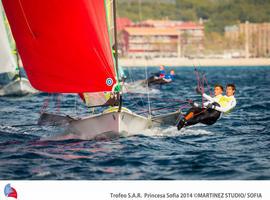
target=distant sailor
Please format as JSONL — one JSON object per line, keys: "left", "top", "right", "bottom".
{"left": 147, "top": 66, "right": 175, "bottom": 85}
{"left": 177, "top": 84, "right": 236, "bottom": 130}
{"left": 163, "top": 70, "right": 175, "bottom": 83}
{"left": 158, "top": 65, "right": 165, "bottom": 78}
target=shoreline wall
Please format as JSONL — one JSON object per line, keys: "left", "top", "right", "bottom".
{"left": 119, "top": 58, "right": 270, "bottom": 67}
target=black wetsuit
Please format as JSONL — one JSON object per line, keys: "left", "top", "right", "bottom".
{"left": 184, "top": 107, "right": 220, "bottom": 126}
{"left": 184, "top": 102, "right": 221, "bottom": 126}
{"left": 147, "top": 76, "right": 168, "bottom": 85}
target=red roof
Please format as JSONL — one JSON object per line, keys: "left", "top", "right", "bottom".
{"left": 117, "top": 18, "right": 133, "bottom": 31}
{"left": 124, "top": 27, "right": 179, "bottom": 36}
{"left": 137, "top": 20, "right": 204, "bottom": 30}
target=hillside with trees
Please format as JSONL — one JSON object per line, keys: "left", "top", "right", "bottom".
{"left": 117, "top": 0, "right": 270, "bottom": 33}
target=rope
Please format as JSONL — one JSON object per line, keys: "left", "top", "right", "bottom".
{"left": 194, "top": 66, "right": 202, "bottom": 107}
{"left": 56, "top": 94, "right": 61, "bottom": 114}
{"left": 144, "top": 65, "right": 151, "bottom": 117}
{"left": 194, "top": 65, "right": 207, "bottom": 109}
{"left": 74, "top": 94, "right": 77, "bottom": 116}
{"left": 40, "top": 94, "right": 50, "bottom": 114}
{"left": 137, "top": 102, "right": 190, "bottom": 115}
{"left": 126, "top": 68, "right": 147, "bottom": 108}
{"left": 203, "top": 73, "right": 213, "bottom": 97}
{"left": 124, "top": 92, "right": 190, "bottom": 104}
{"left": 137, "top": 0, "right": 152, "bottom": 118}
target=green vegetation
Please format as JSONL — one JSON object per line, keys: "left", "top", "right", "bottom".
{"left": 117, "top": 0, "right": 270, "bottom": 33}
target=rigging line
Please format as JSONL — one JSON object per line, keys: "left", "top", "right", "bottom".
{"left": 112, "top": 0, "right": 119, "bottom": 81}
{"left": 125, "top": 92, "right": 190, "bottom": 104}
{"left": 197, "top": 60, "right": 207, "bottom": 108}
{"left": 137, "top": 0, "right": 151, "bottom": 118}
{"left": 40, "top": 93, "right": 50, "bottom": 114}
{"left": 201, "top": 74, "right": 205, "bottom": 109}
{"left": 127, "top": 69, "right": 147, "bottom": 108}
{"left": 124, "top": 91, "right": 191, "bottom": 107}
{"left": 18, "top": 0, "right": 36, "bottom": 39}
{"left": 203, "top": 73, "right": 213, "bottom": 97}
{"left": 74, "top": 94, "right": 77, "bottom": 116}
{"left": 150, "top": 97, "right": 190, "bottom": 103}
{"left": 144, "top": 64, "right": 151, "bottom": 117}
{"left": 123, "top": 54, "right": 147, "bottom": 107}
{"left": 137, "top": 103, "right": 190, "bottom": 115}
{"left": 198, "top": 69, "right": 205, "bottom": 109}
{"left": 56, "top": 94, "right": 61, "bottom": 114}
{"left": 112, "top": 0, "right": 124, "bottom": 113}
{"left": 194, "top": 65, "right": 205, "bottom": 108}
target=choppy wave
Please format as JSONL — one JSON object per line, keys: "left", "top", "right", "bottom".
{"left": 0, "top": 66, "right": 270, "bottom": 180}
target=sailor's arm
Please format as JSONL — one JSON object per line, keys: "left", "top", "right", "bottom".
{"left": 202, "top": 93, "right": 215, "bottom": 103}
{"left": 203, "top": 101, "right": 211, "bottom": 107}
{"left": 163, "top": 77, "right": 172, "bottom": 83}
{"left": 214, "top": 99, "right": 236, "bottom": 113}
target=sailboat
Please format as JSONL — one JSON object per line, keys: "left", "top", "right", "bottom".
{"left": 0, "top": 3, "right": 36, "bottom": 96}
{"left": 2, "top": 0, "right": 179, "bottom": 139}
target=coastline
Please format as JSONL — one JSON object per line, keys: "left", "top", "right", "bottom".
{"left": 119, "top": 58, "right": 270, "bottom": 67}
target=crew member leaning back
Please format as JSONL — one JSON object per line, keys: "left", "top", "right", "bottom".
{"left": 177, "top": 84, "right": 236, "bottom": 130}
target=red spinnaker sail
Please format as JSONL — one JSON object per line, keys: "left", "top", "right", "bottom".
{"left": 2, "top": 0, "right": 116, "bottom": 93}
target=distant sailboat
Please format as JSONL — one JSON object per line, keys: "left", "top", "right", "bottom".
{"left": 2, "top": 0, "right": 179, "bottom": 139}
{"left": 0, "top": 3, "right": 36, "bottom": 96}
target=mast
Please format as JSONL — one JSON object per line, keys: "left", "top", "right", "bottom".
{"left": 112, "top": 0, "right": 122, "bottom": 112}
{"left": 15, "top": 47, "right": 22, "bottom": 80}
{"left": 112, "top": 0, "right": 119, "bottom": 80}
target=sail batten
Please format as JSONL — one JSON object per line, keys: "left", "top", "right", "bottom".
{"left": 2, "top": 0, "right": 117, "bottom": 93}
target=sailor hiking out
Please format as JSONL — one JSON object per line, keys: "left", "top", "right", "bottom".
{"left": 177, "top": 84, "right": 237, "bottom": 130}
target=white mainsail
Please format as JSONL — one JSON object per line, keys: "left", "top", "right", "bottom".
{"left": 0, "top": 3, "right": 16, "bottom": 74}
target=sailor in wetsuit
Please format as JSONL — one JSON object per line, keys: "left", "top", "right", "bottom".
{"left": 147, "top": 65, "right": 165, "bottom": 84}
{"left": 177, "top": 84, "right": 237, "bottom": 130}
{"left": 147, "top": 67, "right": 175, "bottom": 85}
{"left": 163, "top": 70, "right": 175, "bottom": 83}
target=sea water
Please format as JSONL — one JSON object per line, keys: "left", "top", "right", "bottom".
{"left": 0, "top": 66, "right": 269, "bottom": 179}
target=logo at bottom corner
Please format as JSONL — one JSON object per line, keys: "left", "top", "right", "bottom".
{"left": 4, "top": 184, "right": 17, "bottom": 199}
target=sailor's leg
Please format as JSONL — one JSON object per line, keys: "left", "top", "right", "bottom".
{"left": 177, "top": 107, "right": 203, "bottom": 130}
{"left": 185, "top": 111, "right": 209, "bottom": 126}
{"left": 201, "top": 109, "right": 221, "bottom": 125}
{"left": 185, "top": 107, "right": 202, "bottom": 118}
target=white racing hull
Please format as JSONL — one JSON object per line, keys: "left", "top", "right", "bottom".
{"left": 65, "top": 110, "right": 152, "bottom": 140}
{"left": 0, "top": 77, "right": 37, "bottom": 96}
{"left": 39, "top": 108, "right": 180, "bottom": 140}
